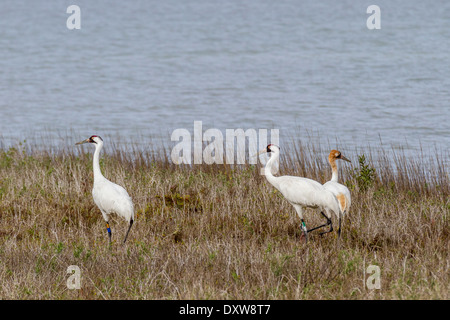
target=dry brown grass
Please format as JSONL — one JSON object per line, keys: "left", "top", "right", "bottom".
{"left": 0, "top": 138, "right": 448, "bottom": 299}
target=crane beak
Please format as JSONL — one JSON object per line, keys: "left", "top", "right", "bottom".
{"left": 255, "top": 149, "right": 267, "bottom": 157}
{"left": 341, "top": 155, "right": 351, "bottom": 163}
{"left": 75, "top": 138, "right": 90, "bottom": 145}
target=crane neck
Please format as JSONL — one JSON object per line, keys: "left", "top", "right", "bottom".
{"left": 264, "top": 151, "right": 281, "bottom": 190}
{"left": 93, "top": 142, "right": 106, "bottom": 182}
{"left": 329, "top": 157, "right": 338, "bottom": 182}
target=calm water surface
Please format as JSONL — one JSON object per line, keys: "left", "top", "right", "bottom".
{"left": 0, "top": 0, "right": 448, "bottom": 161}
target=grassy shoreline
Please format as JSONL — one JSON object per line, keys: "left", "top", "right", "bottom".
{"left": 0, "top": 140, "right": 448, "bottom": 299}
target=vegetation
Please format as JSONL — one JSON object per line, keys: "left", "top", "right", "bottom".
{"left": 0, "top": 138, "right": 448, "bottom": 299}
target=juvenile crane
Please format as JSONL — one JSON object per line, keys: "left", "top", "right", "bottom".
{"left": 258, "top": 144, "right": 341, "bottom": 242}
{"left": 76, "top": 135, "right": 134, "bottom": 244}
{"left": 323, "top": 150, "right": 351, "bottom": 235}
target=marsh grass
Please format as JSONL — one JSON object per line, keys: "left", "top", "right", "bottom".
{"left": 0, "top": 137, "right": 448, "bottom": 299}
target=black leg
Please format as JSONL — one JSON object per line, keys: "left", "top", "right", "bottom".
{"left": 338, "top": 215, "right": 342, "bottom": 238}
{"left": 319, "top": 217, "right": 333, "bottom": 236}
{"left": 306, "top": 212, "right": 330, "bottom": 233}
{"left": 307, "top": 223, "right": 328, "bottom": 233}
{"left": 123, "top": 219, "right": 134, "bottom": 244}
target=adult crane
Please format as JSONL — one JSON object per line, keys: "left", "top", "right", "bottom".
{"left": 258, "top": 144, "right": 341, "bottom": 242}
{"left": 76, "top": 135, "right": 134, "bottom": 244}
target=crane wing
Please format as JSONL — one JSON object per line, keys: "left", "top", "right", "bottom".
{"left": 93, "top": 180, "right": 134, "bottom": 222}
{"left": 277, "top": 176, "right": 328, "bottom": 209}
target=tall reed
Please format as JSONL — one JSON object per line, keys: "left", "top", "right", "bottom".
{"left": 0, "top": 135, "right": 447, "bottom": 299}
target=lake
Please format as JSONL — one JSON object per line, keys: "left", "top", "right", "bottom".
{"left": 0, "top": 0, "right": 448, "bottom": 163}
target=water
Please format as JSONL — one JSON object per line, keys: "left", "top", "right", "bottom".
{"left": 0, "top": 0, "right": 448, "bottom": 159}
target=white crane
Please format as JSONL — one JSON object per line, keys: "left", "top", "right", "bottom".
{"left": 76, "top": 135, "right": 134, "bottom": 244}
{"left": 258, "top": 144, "right": 342, "bottom": 242}
{"left": 323, "top": 150, "right": 351, "bottom": 234}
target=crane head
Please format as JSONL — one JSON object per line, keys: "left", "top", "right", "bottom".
{"left": 266, "top": 144, "right": 280, "bottom": 153}
{"left": 75, "top": 135, "right": 103, "bottom": 145}
{"left": 257, "top": 144, "right": 280, "bottom": 156}
{"left": 329, "top": 150, "right": 351, "bottom": 162}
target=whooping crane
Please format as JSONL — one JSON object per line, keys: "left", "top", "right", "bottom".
{"left": 76, "top": 135, "right": 134, "bottom": 244}
{"left": 258, "top": 144, "right": 341, "bottom": 242}
{"left": 323, "top": 150, "right": 351, "bottom": 235}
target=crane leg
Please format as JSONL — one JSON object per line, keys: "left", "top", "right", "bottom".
{"left": 338, "top": 215, "right": 342, "bottom": 238}
{"left": 123, "top": 219, "right": 134, "bottom": 244}
{"left": 106, "top": 222, "right": 112, "bottom": 243}
{"left": 319, "top": 215, "right": 333, "bottom": 236}
{"left": 307, "top": 212, "right": 331, "bottom": 233}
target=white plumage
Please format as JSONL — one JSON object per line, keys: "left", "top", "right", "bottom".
{"left": 258, "top": 144, "right": 342, "bottom": 242}
{"left": 323, "top": 150, "right": 352, "bottom": 216}
{"left": 76, "top": 135, "right": 134, "bottom": 244}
